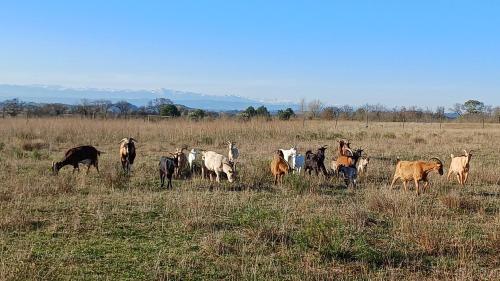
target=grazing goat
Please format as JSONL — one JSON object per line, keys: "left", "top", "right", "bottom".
{"left": 202, "top": 151, "right": 235, "bottom": 183}
{"left": 447, "top": 150, "right": 473, "bottom": 186}
{"left": 271, "top": 150, "right": 290, "bottom": 185}
{"left": 174, "top": 147, "right": 188, "bottom": 178}
{"left": 304, "top": 145, "right": 328, "bottom": 177}
{"left": 52, "top": 145, "right": 102, "bottom": 174}
{"left": 119, "top": 137, "right": 137, "bottom": 173}
{"left": 339, "top": 166, "right": 357, "bottom": 188}
{"left": 159, "top": 155, "right": 178, "bottom": 189}
{"left": 390, "top": 158, "right": 444, "bottom": 195}
{"left": 356, "top": 157, "right": 370, "bottom": 175}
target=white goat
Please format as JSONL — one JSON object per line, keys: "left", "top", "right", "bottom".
{"left": 447, "top": 150, "right": 473, "bottom": 186}
{"left": 356, "top": 157, "right": 370, "bottom": 175}
{"left": 188, "top": 148, "right": 202, "bottom": 172}
{"left": 280, "top": 146, "right": 297, "bottom": 165}
{"left": 281, "top": 146, "right": 305, "bottom": 173}
{"left": 201, "top": 151, "right": 235, "bottom": 183}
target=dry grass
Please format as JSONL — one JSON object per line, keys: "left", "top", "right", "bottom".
{"left": 0, "top": 117, "right": 499, "bottom": 280}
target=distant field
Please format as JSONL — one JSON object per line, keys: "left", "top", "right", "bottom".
{"left": 0, "top": 118, "right": 499, "bottom": 280}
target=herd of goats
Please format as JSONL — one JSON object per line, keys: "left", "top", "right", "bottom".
{"left": 51, "top": 138, "right": 473, "bottom": 195}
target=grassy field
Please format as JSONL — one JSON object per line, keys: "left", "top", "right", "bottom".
{"left": 0, "top": 118, "right": 499, "bottom": 280}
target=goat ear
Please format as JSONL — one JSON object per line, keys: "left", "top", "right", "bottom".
{"left": 130, "top": 138, "right": 138, "bottom": 143}
{"left": 463, "top": 149, "right": 468, "bottom": 155}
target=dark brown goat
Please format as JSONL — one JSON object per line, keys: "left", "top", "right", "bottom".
{"left": 304, "top": 145, "right": 328, "bottom": 177}
{"left": 52, "top": 145, "right": 102, "bottom": 174}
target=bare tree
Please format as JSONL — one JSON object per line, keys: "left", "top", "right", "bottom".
{"left": 308, "top": 99, "right": 323, "bottom": 118}
{"left": 450, "top": 103, "right": 463, "bottom": 117}
{"left": 115, "top": 100, "right": 133, "bottom": 117}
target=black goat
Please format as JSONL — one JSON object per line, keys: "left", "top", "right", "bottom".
{"left": 119, "top": 137, "right": 137, "bottom": 173}
{"left": 304, "top": 145, "right": 329, "bottom": 177}
{"left": 52, "top": 145, "right": 102, "bottom": 174}
{"left": 159, "top": 156, "right": 178, "bottom": 189}
{"left": 339, "top": 166, "right": 357, "bottom": 188}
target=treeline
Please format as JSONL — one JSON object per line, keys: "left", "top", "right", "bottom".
{"left": 1, "top": 97, "right": 499, "bottom": 123}
{"left": 0, "top": 98, "right": 216, "bottom": 121}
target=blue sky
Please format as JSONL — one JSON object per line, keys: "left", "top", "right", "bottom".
{"left": 0, "top": 0, "right": 499, "bottom": 107}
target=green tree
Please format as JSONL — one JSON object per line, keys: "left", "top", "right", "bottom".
{"left": 188, "top": 109, "right": 206, "bottom": 120}
{"left": 256, "top": 106, "right": 270, "bottom": 117}
{"left": 277, "top": 108, "right": 295, "bottom": 120}
{"left": 463, "top": 100, "right": 484, "bottom": 114}
{"left": 160, "top": 104, "right": 181, "bottom": 117}
{"left": 243, "top": 106, "right": 257, "bottom": 117}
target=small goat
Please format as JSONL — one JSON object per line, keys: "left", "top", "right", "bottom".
{"left": 304, "top": 145, "right": 328, "bottom": 177}
{"left": 227, "top": 141, "right": 239, "bottom": 163}
{"left": 339, "top": 166, "right": 357, "bottom": 188}
{"left": 390, "top": 158, "right": 444, "bottom": 195}
{"left": 159, "top": 155, "right": 178, "bottom": 189}
{"left": 119, "top": 137, "right": 137, "bottom": 173}
{"left": 271, "top": 150, "right": 290, "bottom": 185}
{"left": 52, "top": 145, "right": 102, "bottom": 174}
{"left": 174, "top": 147, "right": 188, "bottom": 178}
{"left": 292, "top": 154, "right": 305, "bottom": 174}
{"left": 356, "top": 157, "right": 370, "bottom": 175}
{"left": 447, "top": 150, "right": 473, "bottom": 186}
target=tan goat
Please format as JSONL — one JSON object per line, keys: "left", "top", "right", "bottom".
{"left": 447, "top": 150, "right": 473, "bottom": 186}
{"left": 271, "top": 150, "right": 290, "bottom": 185}
{"left": 390, "top": 158, "right": 444, "bottom": 195}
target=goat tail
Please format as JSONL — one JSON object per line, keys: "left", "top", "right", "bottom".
{"left": 97, "top": 150, "right": 105, "bottom": 155}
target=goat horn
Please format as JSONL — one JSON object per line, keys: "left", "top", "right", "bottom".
{"left": 463, "top": 149, "right": 468, "bottom": 155}
{"left": 430, "top": 157, "right": 443, "bottom": 164}
{"left": 130, "top": 138, "right": 138, "bottom": 143}
{"left": 118, "top": 138, "right": 128, "bottom": 144}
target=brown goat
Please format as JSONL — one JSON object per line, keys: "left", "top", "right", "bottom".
{"left": 390, "top": 158, "right": 444, "bottom": 195}
{"left": 335, "top": 148, "right": 363, "bottom": 173}
{"left": 271, "top": 150, "right": 290, "bottom": 185}
{"left": 337, "top": 139, "right": 351, "bottom": 156}
{"left": 447, "top": 150, "right": 473, "bottom": 186}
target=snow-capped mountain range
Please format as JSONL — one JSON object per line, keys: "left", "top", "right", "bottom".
{"left": 0, "top": 84, "right": 298, "bottom": 111}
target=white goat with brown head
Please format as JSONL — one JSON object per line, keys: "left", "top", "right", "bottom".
{"left": 447, "top": 150, "right": 473, "bottom": 186}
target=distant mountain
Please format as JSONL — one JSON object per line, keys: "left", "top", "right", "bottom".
{"left": 0, "top": 84, "right": 298, "bottom": 111}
